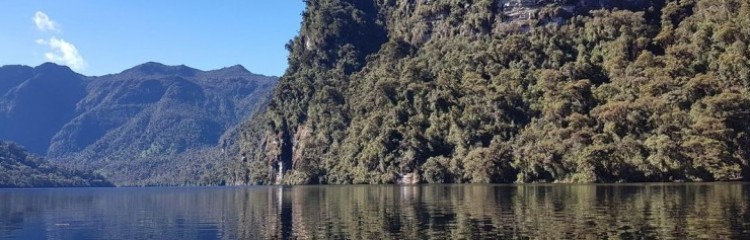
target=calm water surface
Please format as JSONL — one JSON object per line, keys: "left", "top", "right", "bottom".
{"left": 1, "top": 184, "right": 749, "bottom": 239}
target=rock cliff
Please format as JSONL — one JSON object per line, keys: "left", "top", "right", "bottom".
{"left": 235, "top": 0, "right": 750, "bottom": 185}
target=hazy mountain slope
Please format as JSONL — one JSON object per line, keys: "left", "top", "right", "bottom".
{"left": 0, "top": 63, "right": 87, "bottom": 154}
{"left": 0, "top": 62, "right": 277, "bottom": 186}
{"left": 234, "top": 0, "right": 750, "bottom": 185}
{"left": 0, "top": 141, "right": 111, "bottom": 187}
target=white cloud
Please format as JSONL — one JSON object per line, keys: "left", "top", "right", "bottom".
{"left": 32, "top": 11, "right": 86, "bottom": 71}
{"left": 33, "top": 11, "right": 60, "bottom": 32}
{"left": 36, "top": 37, "right": 87, "bottom": 71}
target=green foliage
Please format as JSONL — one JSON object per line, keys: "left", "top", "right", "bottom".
{"left": 236, "top": 0, "right": 750, "bottom": 184}
{"left": 0, "top": 141, "right": 112, "bottom": 187}
{"left": 0, "top": 62, "right": 277, "bottom": 186}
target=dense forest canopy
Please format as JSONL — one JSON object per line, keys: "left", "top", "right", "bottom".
{"left": 233, "top": 0, "right": 750, "bottom": 185}
{"left": 0, "top": 62, "right": 276, "bottom": 186}
{"left": 0, "top": 141, "right": 111, "bottom": 187}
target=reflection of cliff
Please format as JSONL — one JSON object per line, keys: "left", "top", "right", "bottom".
{"left": 250, "top": 184, "right": 750, "bottom": 239}
{"left": 290, "top": 187, "right": 312, "bottom": 239}
{"left": 1, "top": 185, "right": 749, "bottom": 239}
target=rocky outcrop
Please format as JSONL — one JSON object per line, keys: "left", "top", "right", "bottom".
{"left": 398, "top": 172, "right": 420, "bottom": 185}
{"left": 500, "top": 0, "right": 651, "bottom": 22}
{"left": 389, "top": 0, "right": 657, "bottom": 47}
{"left": 263, "top": 123, "right": 310, "bottom": 184}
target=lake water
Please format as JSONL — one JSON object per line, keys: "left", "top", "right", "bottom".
{"left": 1, "top": 184, "right": 749, "bottom": 239}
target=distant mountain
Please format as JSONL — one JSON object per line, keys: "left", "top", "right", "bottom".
{"left": 0, "top": 62, "right": 277, "bottom": 186}
{"left": 0, "top": 141, "right": 112, "bottom": 187}
{"left": 0, "top": 63, "right": 86, "bottom": 154}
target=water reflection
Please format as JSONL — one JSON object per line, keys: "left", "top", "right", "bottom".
{"left": 1, "top": 184, "right": 749, "bottom": 239}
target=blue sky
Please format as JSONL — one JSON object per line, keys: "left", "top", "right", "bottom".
{"left": 0, "top": 1, "right": 305, "bottom": 76}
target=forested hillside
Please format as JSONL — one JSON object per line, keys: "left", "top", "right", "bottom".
{"left": 0, "top": 62, "right": 276, "bottom": 186}
{"left": 0, "top": 141, "right": 111, "bottom": 187}
{"left": 234, "top": 0, "right": 750, "bottom": 184}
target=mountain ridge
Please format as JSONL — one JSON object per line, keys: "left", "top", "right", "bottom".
{"left": 0, "top": 62, "right": 277, "bottom": 186}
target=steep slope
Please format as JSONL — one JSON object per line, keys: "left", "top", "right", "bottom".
{"left": 0, "top": 63, "right": 86, "bottom": 154}
{"left": 0, "top": 62, "right": 277, "bottom": 186}
{"left": 235, "top": 0, "right": 750, "bottom": 184}
{"left": 0, "top": 141, "right": 111, "bottom": 187}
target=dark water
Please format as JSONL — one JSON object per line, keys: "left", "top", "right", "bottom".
{"left": 1, "top": 184, "right": 750, "bottom": 239}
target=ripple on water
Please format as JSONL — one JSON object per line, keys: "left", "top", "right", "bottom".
{"left": 0, "top": 184, "right": 749, "bottom": 239}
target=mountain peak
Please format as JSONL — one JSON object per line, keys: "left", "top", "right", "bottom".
{"left": 123, "top": 62, "right": 198, "bottom": 76}
{"left": 210, "top": 64, "right": 251, "bottom": 75}
{"left": 35, "top": 62, "right": 74, "bottom": 72}
{"left": 135, "top": 61, "right": 167, "bottom": 68}
{"left": 227, "top": 64, "right": 249, "bottom": 72}
{"left": 29, "top": 62, "right": 80, "bottom": 80}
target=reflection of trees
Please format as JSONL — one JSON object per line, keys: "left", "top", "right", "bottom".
{"left": 246, "top": 184, "right": 750, "bottom": 239}
{"left": 1, "top": 185, "right": 749, "bottom": 239}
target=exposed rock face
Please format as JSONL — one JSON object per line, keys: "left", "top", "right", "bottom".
{"left": 390, "top": 0, "right": 658, "bottom": 47}
{"left": 500, "top": 0, "right": 650, "bottom": 22}
{"left": 263, "top": 124, "right": 309, "bottom": 185}
{"left": 398, "top": 172, "right": 420, "bottom": 185}
{"left": 291, "top": 124, "right": 310, "bottom": 170}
